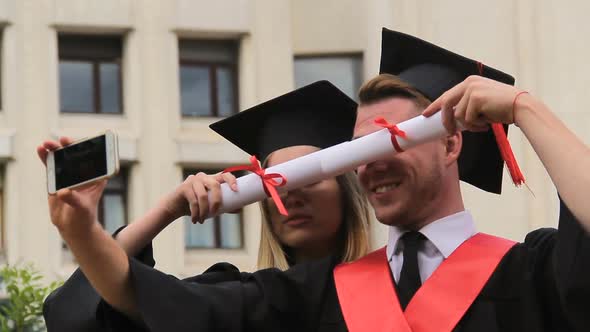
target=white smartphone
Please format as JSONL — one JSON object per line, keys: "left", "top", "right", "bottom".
{"left": 46, "top": 131, "right": 119, "bottom": 194}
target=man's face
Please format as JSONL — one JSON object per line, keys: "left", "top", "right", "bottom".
{"left": 354, "top": 97, "right": 447, "bottom": 228}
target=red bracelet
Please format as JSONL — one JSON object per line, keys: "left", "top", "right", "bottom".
{"left": 512, "top": 91, "right": 529, "bottom": 127}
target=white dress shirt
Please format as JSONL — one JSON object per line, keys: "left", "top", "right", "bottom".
{"left": 386, "top": 210, "right": 477, "bottom": 283}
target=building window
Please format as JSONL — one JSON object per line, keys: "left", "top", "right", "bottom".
{"left": 58, "top": 34, "right": 123, "bottom": 114}
{"left": 0, "top": 167, "right": 4, "bottom": 251}
{"left": 294, "top": 54, "right": 363, "bottom": 99}
{"left": 98, "top": 168, "right": 128, "bottom": 234}
{"left": 179, "top": 39, "right": 239, "bottom": 117}
{"left": 0, "top": 29, "right": 3, "bottom": 110}
{"left": 183, "top": 169, "right": 243, "bottom": 249}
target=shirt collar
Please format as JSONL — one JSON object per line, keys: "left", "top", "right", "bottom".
{"left": 386, "top": 210, "right": 477, "bottom": 260}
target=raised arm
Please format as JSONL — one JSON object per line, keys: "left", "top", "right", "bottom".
{"left": 37, "top": 138, "right": 238, "bottom": 322}
{"left": 40, "top": 136, "right": 238, "bottom": 257}
{"left": 423, "top": 75, "right": 590, "bottom": 232}
{"left": 115, "top": 169, "right": 238, "bottom": 256}
{"left": 513, "top": 93, "right": 590, "bottom": 230}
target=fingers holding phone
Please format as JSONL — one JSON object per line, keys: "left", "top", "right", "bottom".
{"left": 38, "top": 131, "right": 119, "bottom": 234}
{"left": 45, "top": 131, "right": 119, "bottom": 194}
{"left": 37, "top": 138, "right": 65, "bottom": 166}
{"left": 47, "top": 180, "right": 108, "bottom": 234}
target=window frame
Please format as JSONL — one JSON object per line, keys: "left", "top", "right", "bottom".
{"left": 178, "top": 39, "right": 239, "bottom": 118}
{"left": 58, "top": 34, "right": 124, "bottom": 114}
{"left": 0, "top": 166, "right": 4, "bottom": 252}
{"left": 182, "top": 168, "right": 245, "bottom": 249}
{"left": 0, "top": 28, "right": 3, "bottom": 111}
{"left": 294, "top": 52, "right": 363, "bottom": 63}
{"left": 293, "top": 52, "right": 363, "bottom": 99}
{"left": 97, "top": 167, "right": 129, "bottom": 230}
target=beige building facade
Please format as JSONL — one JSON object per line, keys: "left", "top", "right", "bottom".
{"left": 0, "top": 0, "right": 587, "bottom": 280}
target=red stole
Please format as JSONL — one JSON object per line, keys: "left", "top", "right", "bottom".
{"left": 333, "top": 233, "right": 516, "bottom": 332}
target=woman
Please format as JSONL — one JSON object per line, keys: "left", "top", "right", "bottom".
{"left": 41, "top": 81, "right": 371, "bottom": 331}
{"left": 257, "top": 152, "right": 369, "bottom": 270}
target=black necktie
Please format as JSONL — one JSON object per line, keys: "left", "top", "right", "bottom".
{"left": 397, "top": 231, "right": 425, "bottom": 310}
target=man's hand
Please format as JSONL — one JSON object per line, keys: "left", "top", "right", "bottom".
{"left": 422, "top": 75, "right": 522, "bottom": 133}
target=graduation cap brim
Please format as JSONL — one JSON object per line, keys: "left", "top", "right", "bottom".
{"left": 379, "top": 28, "right": 515, "bottom": 194}
{"left": 210, "top": 81, "right": 358, "bottom": 162}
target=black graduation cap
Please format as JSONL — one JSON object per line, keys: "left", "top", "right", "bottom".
{"left": 379, "top": 28, "right": 516, "bottom": 194}
{"left": 209, "top": 81, "right": 357, "bottom": 162}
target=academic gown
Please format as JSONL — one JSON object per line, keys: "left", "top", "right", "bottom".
{"left": 44, "top": 247, "right": 344, "bottom": 331}
{"left": 42, "top": 227, "right": 157, "bottom": 332}
{"left": 43, "top": 198, "right": 590, "bottom": 331}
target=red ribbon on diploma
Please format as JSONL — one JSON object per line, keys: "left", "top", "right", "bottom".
{"left": 224, "top": 155, "right": 289, "bottom": 215}
{"left": 374, "top": 117, "right": 407, "bottom": 153}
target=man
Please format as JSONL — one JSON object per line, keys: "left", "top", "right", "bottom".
{"left": 334, "top": 29, "right": 590, "bottom": 331}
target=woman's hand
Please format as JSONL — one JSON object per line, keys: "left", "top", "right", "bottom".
{"left": 161, "top": 171, "right": 239, "bottom": 224}
{"left": 37, "top": 137, "right": 106, "bottom": 236}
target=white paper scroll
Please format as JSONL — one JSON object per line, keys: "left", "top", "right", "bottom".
{"left": 210, "top": 112, "right": 449, "bottom": 217}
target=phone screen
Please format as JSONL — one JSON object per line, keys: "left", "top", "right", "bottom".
{"left": 54, "top": 135, "right": 107, "bottom": 190}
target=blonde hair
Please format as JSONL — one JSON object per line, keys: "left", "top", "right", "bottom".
{"left": 257, "top": 171, "right": 371, "bottom": 270}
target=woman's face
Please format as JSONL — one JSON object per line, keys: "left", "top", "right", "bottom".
{"left": 265, "top": 145, "right": 343, "bottom": 259}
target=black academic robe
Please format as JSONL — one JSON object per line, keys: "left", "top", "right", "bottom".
{"left": 44, "top": 198, "right": 590, "bottom": 331}
{"left": 42, "top": 228, "right": 156, "bottom": 332}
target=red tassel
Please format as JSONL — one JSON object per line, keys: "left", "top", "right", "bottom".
{"left": 477, "top": 62, "right": 525, "bottom": 187}
{"left": 491, "top": 123, "right": 525, "bottom": 186}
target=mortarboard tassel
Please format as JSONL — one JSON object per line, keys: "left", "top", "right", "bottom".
{"left": 491, "top": 123, "right": 525, "bottom": 186}
{"left": 477, "top": 62, "right": 525, "bottom": 186}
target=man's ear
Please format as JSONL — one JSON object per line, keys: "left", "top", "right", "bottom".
{"left": 444, "top": 131, "right": 462, "bottom": 165}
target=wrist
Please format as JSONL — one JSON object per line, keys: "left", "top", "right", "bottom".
{"left": 156, "top": 196, "right": 182, "bottom": 224}
{"left": 59, "top": 219, "right": 103, "bottom": 245}
{"left": 513, "top": 92, "right": 536, "bottom": 127}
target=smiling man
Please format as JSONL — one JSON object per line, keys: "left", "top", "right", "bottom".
{"left": 333, "top": 29, "right": 590, "bottom": 332}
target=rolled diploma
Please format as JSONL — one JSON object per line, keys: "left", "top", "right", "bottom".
{"left": 212, "top": 112, "right": 448, "bottom": 216}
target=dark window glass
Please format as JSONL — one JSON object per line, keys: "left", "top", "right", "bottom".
{"left": 180, "top": 65, "right": 211, "bottom": 116}
{"left": 0, "top": 167, "right": 4, "bottom": 250}
{"left": 99, "top": 63, "right": 121, "bottom": 114}
{"left": 179, "top": 39, "right": 238, "bottom": 117}
{"left": 294, "top": 55, "right": 363, "bottom": 100}
{"left": 0, "top": 29, "right": 3, "bottom": 110}
{"left": 98, "top": 168, "right": 128, "bottom": 234}
{"left": 59, "top": 61, "right": 94, "bottom": 113}
{"left": 59, "top": 34, "right": 123, "bottom": 114}
{"left": 216, "top": 67, "right": 236, "bottom": 117}
{"left": 182, "top": 169, "right": 243, "bottom": 249}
